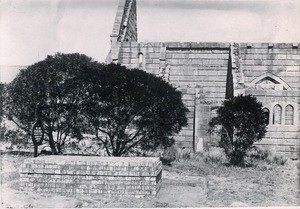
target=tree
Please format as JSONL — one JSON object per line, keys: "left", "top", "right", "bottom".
{"left": 0, "top": 83, "right": 6, "bottom": 142}
{"left": 209, "top": 95, "right": 268, "bottom": 166}
{"left": 81, "top": 63, "right": 188, "bottom": 156}
{"left": 5, "top": 53, "right": 102, "bottom": 154}
{"left": 0, "top": 83, "right": 5, "bottom": 124}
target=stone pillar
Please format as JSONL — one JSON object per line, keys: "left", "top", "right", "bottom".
{"left": 194, "top": 88, "right": 211, "bottom": 152}
{"left": 231, "top": 43, "right": 245, "bottom": 96}
{"left": 159, "top": 45, "right": 169, "bottom": 81}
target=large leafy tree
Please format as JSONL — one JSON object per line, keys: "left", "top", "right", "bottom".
{"left": 0, "top": 83, "right": 6, "bottom": 141}
{"left": 209, "top": 95, "right": 268, "bottom": 166}
{"left": 81, "top": 63, "right": 188, "bottom": 156}
{"left": 0, "top": 83, "right": 5, "bottom": 124}
{"left": 5, "top": 53, "right": 102, "bottom": 154}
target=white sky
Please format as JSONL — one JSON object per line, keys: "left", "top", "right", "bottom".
{"left": 1, "top": 0, "right": 300, "bottom": 82}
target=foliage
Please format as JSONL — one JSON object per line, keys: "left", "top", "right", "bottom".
{"left": 160, "top": 145, "right": 178, "bottom": 165}
{"left": 3, "top": 128, "right": 30, "bottom": 149}
{"left": 246, "top": 146, "right": 270, "bottom": 161}
{"left": 0, "top": 83, "right": 5, "bottom": 124}
{"left": 176, "top": 148, "right": 193, "bottom": 161}
{"left": 5, "top": 53, "right": 102, "bottom": 154}
{"left": 209, "top": 95, "right": 268, "bottom": 166}
{"left": 203, "top": 147, "right": 228, "bottom": 165}
{"left": 81, "top": 63, "right": 188, "bottom": 156}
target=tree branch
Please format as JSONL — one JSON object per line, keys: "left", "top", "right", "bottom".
{"left": 9, "top": 117, "right": 31, "bottom": 133}
{"left": 96, "top": 131, "right": 111, "bottom": 156}
{"left": 120, "top": 135, "right": 147, "bottom": 155}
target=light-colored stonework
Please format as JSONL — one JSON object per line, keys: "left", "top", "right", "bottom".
{"left": 19, "top": 156, "right": 162, "bottom": 197}
{"left": 106, "top": 0, "right": 300, "bottom": 158}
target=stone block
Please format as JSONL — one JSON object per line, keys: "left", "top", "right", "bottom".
{"left": 20, "top": 156, "right": 162, "bottom": 197}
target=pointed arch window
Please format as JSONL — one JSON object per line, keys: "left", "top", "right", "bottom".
{"left": 273, "top": 105, "right": 282, "bottom": 125}
{"left": 285, "top": 105, "right": 294, "bottom": 125}
{"left": 262, "top": 108, "right": 270, "bottom": 125}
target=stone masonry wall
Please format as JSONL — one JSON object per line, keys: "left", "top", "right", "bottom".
{"left": 240, "top": 43, "right": 300, "bottom": 91}
{"left": 19, "top": 156, "right": 162, "bottom": 197}
{"left": 245, "top": 90, "right": 300, "bottom": 158}
{"left": 115, "top": 41, "right": 300, "bottom": 155}
{"left": 239, "top": 43, "right": 300, "bottom": 157}
{"left": 117, "top": 42, "right": 230, "bottom": 149}
{"left": 107, "top": 0, "right": 300, "bottom": 155}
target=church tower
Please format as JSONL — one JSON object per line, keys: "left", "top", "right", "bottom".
{"left": 106, "top": 0, "right": 137, "bottom": 63}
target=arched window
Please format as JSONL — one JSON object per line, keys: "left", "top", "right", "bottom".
{"left": 285, "top": 105, "right": 294, "bottom": 125}
{"left": 273, "top": 105, "right": 282, "bottom": 125}
{"left": 262, "top": 108, "right": 270, "bottom": 125}
{"left": 138, "top": 52, "right": 143, "bottom": 64}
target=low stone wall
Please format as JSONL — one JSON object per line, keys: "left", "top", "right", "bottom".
{"left": 19, "top": 156, "right": 162, "bottom": 197}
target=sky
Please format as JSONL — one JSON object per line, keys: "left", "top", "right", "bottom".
{"left": 1, "top": 0, "right": 300, "bottom": 83}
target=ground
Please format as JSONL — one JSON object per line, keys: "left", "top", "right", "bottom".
{"left": 1, "top": 153, "right": 299, "bottom": 208}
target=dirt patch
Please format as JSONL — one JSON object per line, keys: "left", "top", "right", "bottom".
{"left": 156, "top": 171, "right": 207, "bottom": 207}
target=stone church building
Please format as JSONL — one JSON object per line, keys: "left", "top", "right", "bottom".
{"left": 106, "top": 0, "right": 300, "bottom": 157}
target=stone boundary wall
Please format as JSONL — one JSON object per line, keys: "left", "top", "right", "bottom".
{"left": 19, "top": 156, "right": 162, "bottom": 197}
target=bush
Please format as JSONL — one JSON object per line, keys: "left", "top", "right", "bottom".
{"left": 245, "top": 146, "right": 289, "bottom": 166}
{"left": 0, "top": 120, "right": 31, "bottom": 150}
{"left": 266, "top": 152, "right": 289, "bottom": 166}
{"left": 160, "top": 145, "right": 178, "bottom": 165}
{"left": 246, "top": 146, "right": 270, "bottom": 160}
{"left": 209, "top": 95, "right": 268, "bottom": 166}
{"left": 176, "top": 148, "right": 193, "bottom": 161}
{"left": 203, "top": 147, "right": 228, "bottom": 164}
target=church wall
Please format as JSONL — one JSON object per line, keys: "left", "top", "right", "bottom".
{"left": 240, "top": 43, "right": 300, "bottom": 91}
{"left": 117, "top": 41, "right": 231, "bottom": 149}
{"left": 108, "top": 0, "right": 300, "bottom": 156}
{"left": 116, "top": 41, "right": 300, "bottom": 156}
{"left": 245, "top": 90, "right": 300, "bottom": 158}
{"left": 240, "top": 43, "right": 300, "bottom": 158}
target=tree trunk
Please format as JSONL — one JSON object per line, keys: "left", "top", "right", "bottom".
{"left": 34, "top": 145, "right": 38, "bottom": 157}
{"left": 48, "top": 132, "right": 58, "bottom": 155}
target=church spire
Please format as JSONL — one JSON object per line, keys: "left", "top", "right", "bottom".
{"left": 110, "top": 0, "right": 137, "bottom": 46}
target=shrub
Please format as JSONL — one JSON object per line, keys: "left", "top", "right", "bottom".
{"left": 0, "top": 120, "right": 31, "bottom": 150}
{"left": 176, "top": 148, "right": 193, "bottom": 161}
{"left": 246, "top": 146, "right": 270, "bottom": 160}
{"left": 209, "top": 95, "right": 268, "bottom": 166}
{"left": 266, "top": 152, "right": 289, "bottom": 166}
{"left": 203, "top": 147, "right": 228, "bottom": 164}
{"left": 160, "top": 145, "right": 178, "bottom": 165}
{"left": 245, "top": 146, "right": 289, "bottom": 166}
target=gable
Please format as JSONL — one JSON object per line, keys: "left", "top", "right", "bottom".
{"left": 250, "top": 73, "right": 292, "bottom": 91}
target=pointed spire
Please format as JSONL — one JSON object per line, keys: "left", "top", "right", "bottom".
{"left": 110, "top": 0, "right": 137, "bottom": 46}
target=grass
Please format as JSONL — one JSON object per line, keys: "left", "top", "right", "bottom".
{"left": 164, "top": 148, "right": 300, "bottom": 207}
{"left": 1, "top": 149, "right": 299, "bottom": 207}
